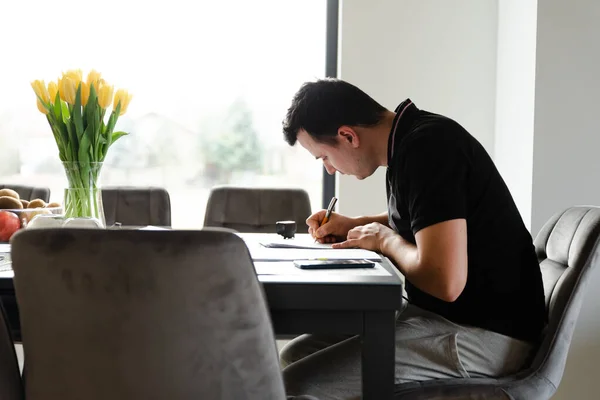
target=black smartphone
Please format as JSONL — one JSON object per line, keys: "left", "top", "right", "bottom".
{"left": 293, "top": 259, "right": 375, "bottom": 270}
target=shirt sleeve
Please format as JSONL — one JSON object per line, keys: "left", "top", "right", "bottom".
{"left": 401, "top": 132, "right": 469, "bottom": 235}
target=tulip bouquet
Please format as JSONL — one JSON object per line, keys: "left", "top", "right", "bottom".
{"left": 31, "top": 69, "right": 133, "bottom": 225}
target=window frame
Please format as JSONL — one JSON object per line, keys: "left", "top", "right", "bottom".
{"left": 322, "top": 0, "right": 338, "bottom": 209}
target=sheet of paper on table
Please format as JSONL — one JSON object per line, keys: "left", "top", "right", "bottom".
{"left": 254, "top": 261, "right": 391, "bottom": 276}
{"left": 248, "top": 247, "right": 381, "bottom": 261}
{"left": 137, "top": 226, "right": 170, "bottom": 231}
{"left": 0, "top": 244, "right": 11, "bottom": 272}
{"left": 259, "top": 235, "right": 333, "bottom": 249}
{"left": 0, "top": 258, "right": 11, "bottom": 272}
{"left": 239, "top": 233, "right": 381, "bottom": 261}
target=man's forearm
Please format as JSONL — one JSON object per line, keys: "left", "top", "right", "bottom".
{"left": 354, "top": 212, "right": 389, "bottom": 227}
{"left": 380, "top": 234, "right": 452, "bottom": 302}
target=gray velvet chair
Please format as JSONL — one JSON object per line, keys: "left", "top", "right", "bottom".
{"left": 0, "top": 300, "right": 23, "bottom": 399}
{"left": 393, "top": 206, "right": 600, "bottom": 400}
{"left": 10, "top": 228, "right": 287, "bottom": 400}
{"left": 101, "top": 186, "right": 171, "bottom": 227}
{"left": 204, "top": 186, "right": 312, "bottom": 233}
{"left": 0, "top": 184, "right": 50, "bottom": 202}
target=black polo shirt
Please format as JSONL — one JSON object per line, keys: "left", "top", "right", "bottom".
{"left": 386, "top": 99, "right": 546, "bottom": 343}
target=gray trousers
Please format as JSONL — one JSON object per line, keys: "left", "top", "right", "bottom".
{"left": 281, "top": 305, "right": 534, "bottom": 400}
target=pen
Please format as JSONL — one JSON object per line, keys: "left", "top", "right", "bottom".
{"left": 319, "top": 196, "right": 338, "bottom": 228}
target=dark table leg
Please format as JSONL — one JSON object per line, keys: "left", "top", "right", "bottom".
{"left": 0, "top": 295, "right": 21, "bottom": 342}
{"left": 362, "top": 310, "right": 396, "bottom": 400}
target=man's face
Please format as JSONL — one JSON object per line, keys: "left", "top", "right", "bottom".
{"left": 296, "top": 129, "right": 373, "bottom": 180}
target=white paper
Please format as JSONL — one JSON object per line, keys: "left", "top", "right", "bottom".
{"left": 254, "top": 261, "right": 391, "bottom": 276}
{"left": 0, "top": 243, "right": 11, "bottom": 272}
{"left": 259, "top": 236, "right": 333, "bottom": 250}
{"left": 248, "top": 247, "right": 381, "bottom": 261}
{"left": 0, "top": 270, "right": 13, "bottom": 278}
{"left": 0, "top": 253, "right": 10, "bottom": 271}
{"left": 239, "top": 233, "right": 381, "bottom": 261}
{"left": 137, "top": 226, "right": 170, "bottom": 231}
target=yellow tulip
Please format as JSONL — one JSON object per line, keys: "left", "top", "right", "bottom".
{"left": 36, "top": 98, "right": 48, "bottom": 114}
{"left": 97, "top": 81, "right": 114, "bottom": 109}
{"left": 63, "top": 69, "right": 83, "bottom": 87}
{"left": 86, "top": 69, "right": 102, "bottom": 91}
{"left": 80, "top": 82, "right": 90, "bottom": 106}
{"left": 113, "top": 89, "right": 133, "bottom": 115}
{"left": 58, "top": 76, "right": 77, "bottom": 104}
{"left": 47, "top": 81, "right": 58, "bottom": 103}
{"left": 31, "top": 80, "right": 50, "bottom": 103}
{"left": 98, "top": 78, "right": 109, "bottom": 93}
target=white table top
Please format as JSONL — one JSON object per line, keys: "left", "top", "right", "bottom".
{"left": 0, "top": 233, "right": 392, "bottom": 278}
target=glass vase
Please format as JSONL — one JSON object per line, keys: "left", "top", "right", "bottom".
{"left": 62, "top": 161, "right": 106, "bottom": 227}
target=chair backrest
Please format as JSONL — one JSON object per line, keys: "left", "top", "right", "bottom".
{"left": 509, "top": 206, "right": 600, "bottom": 398}
{"left": 101, "top": 186, "right": 171, "bottom": 227}
{"left": 0, "top": 301, "right": 23, "bottom": 400}
{"left": 0, "top": 185, "right": 50, "bottom": 202}
{"left": 204, "top": 186, "right": 312, "bottom": 233}
{"left": 11, "top": 228, "right": 285, "bottom": 400}
{"left": 392, "top": 207, "right": 600, "bottom": 400}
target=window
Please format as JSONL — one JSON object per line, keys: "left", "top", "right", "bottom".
{"left": 0, "top": 0, "right": 328, "bottom": 228}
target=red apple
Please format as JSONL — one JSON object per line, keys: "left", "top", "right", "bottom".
{"left": 0, "top": 211, "right": 21, "bottom": 242}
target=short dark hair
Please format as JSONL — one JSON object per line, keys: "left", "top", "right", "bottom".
{"left": 282, "top": 78, "right": 388, "bottom": 146}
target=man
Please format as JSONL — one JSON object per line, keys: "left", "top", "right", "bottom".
{"left": 280, "top": 78, "right": 546, "bottom": 400}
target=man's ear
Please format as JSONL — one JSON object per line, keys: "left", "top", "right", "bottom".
{"left": 337, "top": 126, "right": 360, "bottom": 148}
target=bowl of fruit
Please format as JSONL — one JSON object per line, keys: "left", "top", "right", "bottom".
{"left": 0, "top": 188, "right": 63, "bottom": 243}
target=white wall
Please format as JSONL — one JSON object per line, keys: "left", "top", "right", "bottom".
{"left": 337, "top": 1, "right": 600, "bottom": 398}
{"left": 337, "top": 0, "right": 499, "bottom": 216}
{"left": 530, "top": 1, "right": 600, "bottom": 398}
{"left": 494, "top": 0, "right": 537, "bottom": 230}
{"left": 531, "top": 0, "right": 600, "bottom": 234}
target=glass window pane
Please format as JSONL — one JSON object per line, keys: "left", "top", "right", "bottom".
{"left": 0, "top": 0, "right": 325, "bottom": 228}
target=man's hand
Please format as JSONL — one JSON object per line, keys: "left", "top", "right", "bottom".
{"left": 334, "top": 219, "right": 468, "bottom": 302}
{"left": 332, "top": 222, "right": 398, "bottom": 252}
{"left": 306, "top": 210, "right": 361, "bottom": 243}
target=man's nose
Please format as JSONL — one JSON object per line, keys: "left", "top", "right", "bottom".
{"left": 323, "top": 161, "right": 336, "bottom": 175}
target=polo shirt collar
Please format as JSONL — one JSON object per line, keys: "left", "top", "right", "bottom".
{"left": 387, "top": 99, "right": 418, "bottom": 164}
